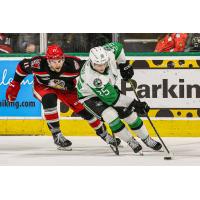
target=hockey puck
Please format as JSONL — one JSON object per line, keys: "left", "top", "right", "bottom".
{"left": 164, "top": 156, "right": 172, "bottom": 160}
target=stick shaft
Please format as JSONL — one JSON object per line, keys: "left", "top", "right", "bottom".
{"left": 129, "top": 80, "right": 171, "bottom": 154}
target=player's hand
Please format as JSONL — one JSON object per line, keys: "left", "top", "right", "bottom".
{"left": 119, "top": 61, "right": 134, "bottom": 82}
{"left": 6, "top": 80, "right": 21, "bottom": 102}
{"left": 132, "top": 99, "right": 150, "bottom": 115}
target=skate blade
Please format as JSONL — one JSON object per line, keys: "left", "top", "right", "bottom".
{"left": 139, "top": 150, "right": 144, "bottom": 156}
{"left": 57, "top": 146, "right": 72, "bottom": 151}
{"left": 142, "top": 149, "right": 164, "bottom": 153}
{"left": 110, "top": 145, "right": 119, "bottom": 155}
{"left": 132, "top": 149, "right": 143, "bottom": 156}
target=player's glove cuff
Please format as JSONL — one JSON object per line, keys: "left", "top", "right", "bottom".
{"left": 119, "top": 61, "right": 134, "bottom": 82}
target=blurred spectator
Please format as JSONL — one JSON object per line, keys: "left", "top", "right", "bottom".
{"left": 14, "top": 33, "right": 39, "bottom": 53}
{"left": 47, "top": 33, "right": 65, "bottom": 47}
{"left": 185, "top": 33, "right": 200, "bottom": 52}
{"left": 88, "top": 33, "right": 112, "bottom": 48}
{"left": 25, "top": 43, "right": 36, "bottom": 53}
{"left": 48, "top": 33, "right": 112, "bottom": 52}
{"left": 48, "top": 33, "right": 88, "bottom": 52}
{"left": 155, "top": 33, "right": 188, "bottom": 52}
{"left": 0, "top": 33, "right": 13, "bottom": 53}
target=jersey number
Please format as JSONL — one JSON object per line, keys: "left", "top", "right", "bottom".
{"left": 96, "top": 88, "right": 110, "bottom": 96}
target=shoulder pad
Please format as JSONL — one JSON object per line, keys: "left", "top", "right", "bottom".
{"left": 63, "top": 57, "right": 81, "bottom": 72}
{"left": 31, "top": 56, "right": 43, "bottom": 69}
{"left": 19, "top": 58, "right": 31, "bottom": 69}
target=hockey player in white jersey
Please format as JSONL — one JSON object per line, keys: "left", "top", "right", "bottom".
{"left": 77, "top": 42, "right": 162, "bottom": 153}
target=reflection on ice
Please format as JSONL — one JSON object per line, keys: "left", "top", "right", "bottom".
{"left": 0, "top": 136, "right": 200, "bottom": 166}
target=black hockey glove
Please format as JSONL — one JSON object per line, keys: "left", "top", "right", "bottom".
{"left": 131, "top": 99, "right": 150, "bottom": 115}
{"left": 119, "top": 61, "right": 134, "bottom": 82}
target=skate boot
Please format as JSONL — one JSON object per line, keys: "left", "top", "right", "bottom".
{"left": 103, "top": 133, "right": 121, "bottom": 155}
{"left": 142, "top": 135, "right": 162, "bottom": 151}
{"left": 53, "top": 132, "right": 72, "bottom": 151}
{"left": 127, "top": 137, "right": 142, "bottom": 153}
{"left": 104, "top": 133, "right": 121, "bottom": 147}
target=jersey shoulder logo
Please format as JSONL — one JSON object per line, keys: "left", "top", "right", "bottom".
{"left": 93, "top": 78, "right": 102, "bottom": 88}
{"left": 31, "top": 59, "right": 41, "bottom": 69}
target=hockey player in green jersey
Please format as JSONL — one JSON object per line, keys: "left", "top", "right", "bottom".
{"left": 77, "top": 42, "right": 162, "bottom": 153}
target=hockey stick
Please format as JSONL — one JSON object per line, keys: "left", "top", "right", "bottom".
{"left": 102, "top": 123, "right": 119, "bottom": 156}
{"left": 128, "top": 79, "right": 173, "bottom": 160}
{"left": 110, "top": 131, "right": 119, "bottom": 156}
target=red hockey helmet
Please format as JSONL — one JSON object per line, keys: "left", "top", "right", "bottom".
{"left": 46, "top": 44, "right": 64, "bottom": 60}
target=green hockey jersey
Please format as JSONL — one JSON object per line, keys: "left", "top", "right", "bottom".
{"left": 77, "top": 42, "right": 126, "bottom": 106}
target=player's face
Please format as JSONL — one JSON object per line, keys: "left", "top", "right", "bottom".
{"left": 48, "top": 59, "right": 64, "bottom": 72}
{"left": 93, "top": 63, "right": 107, "bottom": 73}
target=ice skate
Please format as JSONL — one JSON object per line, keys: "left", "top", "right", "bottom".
{"left": 127, "top": 137, "right": 142, "bottom": 153}
{"left": 103, "top": 133, "right": 121, "bottom": 155}
{"left": 142, "top": 135, "right": 162, "bottom": 151}
{"left": 53, "top": 132, "right": 72, "bottom": 151}
{"left": 104, "top": 133, "right": 121, "bottom": 146}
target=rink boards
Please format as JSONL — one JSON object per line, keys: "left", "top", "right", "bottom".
{"left": 0, "top": 53, "right": 200, "bottom": 136}
{"left": 0, "top": 119, "right": 200, "bottom": 137}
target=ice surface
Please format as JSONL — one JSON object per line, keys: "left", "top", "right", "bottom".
{"left": 0, "top": 136, "right": 200, "bottom": 166}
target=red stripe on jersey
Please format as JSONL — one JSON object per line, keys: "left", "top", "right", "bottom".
{"left": 44, "top": 113, "right": 59, "bottom": 120}
{"left": 33, "top": 71, "right": 49, "bottom": 75}
{"left": 61, "top": 72, "right": 80, "bottom": 76}
{"left": 16, "top": 64, "right": 28, "bottom": 75}
{"left": 89, "top": 119, "right": 101, "bottom": 129}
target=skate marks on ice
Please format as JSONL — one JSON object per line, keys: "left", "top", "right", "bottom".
{"left": 0, "top": 136, "right": 200, "bottom": 165}
{"left": 0, "top": 136, "right": 163, "bottom": 156}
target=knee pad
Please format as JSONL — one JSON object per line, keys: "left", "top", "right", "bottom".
{"left": 102, "top": 107, "right": 125, "bottom": 133}
{"left": 124, "top": 112, "right": 143, "bottom": 130}
{"left": 116, "top": 107, "right": 134, "bottom": 119}
{"left": 42, "top": 93, "right": 57, "bottom": 109}
{"left": 123, "top": 112, "right": 138, "bottom": 124}
{"left": 102, "top": 107, "right": 119, "bottom": 124}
